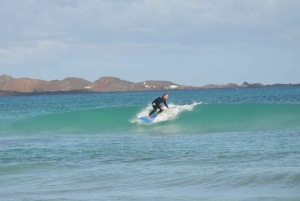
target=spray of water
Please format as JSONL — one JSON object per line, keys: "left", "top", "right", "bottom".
{"left": 131, "top": 102, "right": 201, "bottom": 123}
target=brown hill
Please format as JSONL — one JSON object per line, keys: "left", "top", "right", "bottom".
{"left": 6, "top": 75, "right": 298, "bottom": 96}
{"left": 0, "top": 75, "right": 185, "bottom": 93}
{"left": 0, "top": 77, "right": 48, "bottom": 92}
{"left": 0, "top": 76, "right": 92, "bottom": 92}
{"left": 0, "top": 75, "right": 13, "bottom": 84}
{"left": 92, "top": 77, "right": 135, "bottom": 91}
{"left": 54, "top": 77, "right": 93, "bottom": 91}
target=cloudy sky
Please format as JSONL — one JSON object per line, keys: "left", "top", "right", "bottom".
{"left": 0, "top": 0, "right": 299, "bottom": 86}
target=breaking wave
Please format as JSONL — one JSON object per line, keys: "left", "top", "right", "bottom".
{"left": 1, "top": 102, "right": 300, "bottom": 135}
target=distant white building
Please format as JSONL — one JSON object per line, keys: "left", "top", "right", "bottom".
{"left": 85, "top": 87, "right": 91, "bottom": 89}
{"left": 170, "top": 85, "right": 178, "bottom": 89}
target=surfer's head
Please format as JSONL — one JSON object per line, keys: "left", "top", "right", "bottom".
{"left": 163, "top": 93, "right": 168, "bottom": 100}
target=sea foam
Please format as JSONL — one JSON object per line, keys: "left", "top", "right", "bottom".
{"left": 133, "top": 102, "right": 201, "bottom": 123}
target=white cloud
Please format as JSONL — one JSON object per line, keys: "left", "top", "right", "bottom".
{"left": 1, "top": 0, "right": 295, "bottom": 38}
{"left": 0, "top": 0, "right": 299, "bottom": 84}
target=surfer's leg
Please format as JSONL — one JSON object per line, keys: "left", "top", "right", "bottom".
{"left": 157, "top": 106, "right": 164, "bottom": 114}
{"left": 148, "top": 106, "right": 157, "bottom": 118}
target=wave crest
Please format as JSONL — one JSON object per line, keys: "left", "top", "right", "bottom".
{"left": 133, "top": 102, "right": 201, "bottom": 123}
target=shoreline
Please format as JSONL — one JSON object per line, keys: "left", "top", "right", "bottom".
{"left": 1, "top": 84, "right": 300, "bottom": 97}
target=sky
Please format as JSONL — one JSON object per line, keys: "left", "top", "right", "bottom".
{"left": 0, "top": 0, "right": 299, "bottom": 86}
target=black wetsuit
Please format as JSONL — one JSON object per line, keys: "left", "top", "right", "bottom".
{"left": 149, "top": 96, "right": 169, "bottom": 116}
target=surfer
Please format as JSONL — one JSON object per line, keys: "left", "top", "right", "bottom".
{"left": 148, "top": 93, "right": 169, "bottom": 119}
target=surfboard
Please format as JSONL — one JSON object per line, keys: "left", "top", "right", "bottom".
{"left": 138, "top": 115, "right": 156, "bottom": 123}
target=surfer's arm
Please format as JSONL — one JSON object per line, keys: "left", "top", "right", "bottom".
{"left": 164, "top": 100, "right": 169, "bottom": 108}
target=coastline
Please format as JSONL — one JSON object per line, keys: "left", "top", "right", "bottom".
{"left": 1, "top": 84, "right": 300, "bottom": 97}
{"left": 1, "top": 74, "right": 299, "bottom": 97}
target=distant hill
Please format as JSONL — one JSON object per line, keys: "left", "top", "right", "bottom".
{"left": 92, "top": 77, "right": 135, "bottom": 91}
{"left": 0, "top": 75, "right": 299, "bottom": 96}
{"left": 0, "top": 75, "right": 187, "bottom": 94}
{"left": 0, "top": 75, "right": 93, "bottom": 92}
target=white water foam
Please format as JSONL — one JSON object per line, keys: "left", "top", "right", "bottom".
{"left": 131, "top": 102, "right": 201, "bottom": 123}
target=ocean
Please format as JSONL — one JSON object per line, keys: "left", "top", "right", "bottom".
{"left": 0, "top": 87, "right": 300, "bottom": 200}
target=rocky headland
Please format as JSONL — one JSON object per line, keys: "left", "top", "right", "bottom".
{"left": 0, "top": 75, "right": 299, "bottom": 96}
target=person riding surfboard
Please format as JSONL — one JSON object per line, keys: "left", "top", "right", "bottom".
{"left": 147, "top": 93, "right": 169, "bottom": 119}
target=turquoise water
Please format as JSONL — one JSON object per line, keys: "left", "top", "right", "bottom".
{"left": 0, "top": 88, "right": 300, "bottom": 200}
